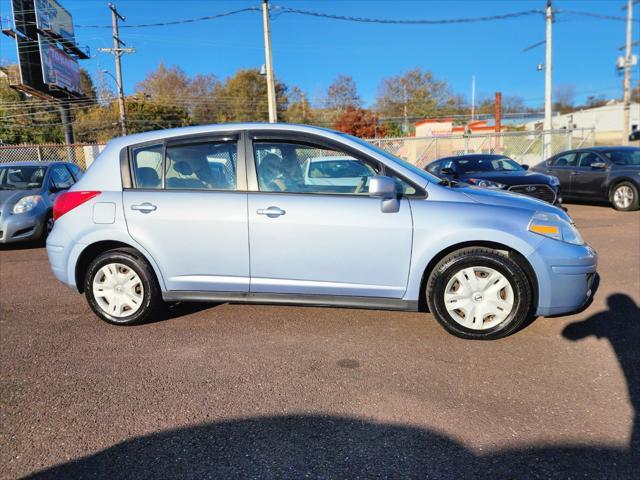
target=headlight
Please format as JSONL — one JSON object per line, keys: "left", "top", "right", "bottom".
{"left": 528, "top": 211, "right": 584, "bottom": 245}
{"left": 549, "top": 176, "right": 560, "bottom": 187}
{"left": 12, "top": 195, "right": 42, "bottom": 214}
{"left": 468, "top": 178, "right": 507, "bottom": 189}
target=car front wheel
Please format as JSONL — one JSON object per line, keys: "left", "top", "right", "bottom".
{"left": 426, "top": 247, "right": 533, "bottom": 340}
{"left": 85, "top": 248, "right": 161, "bottom": 325}
{"left": 611, "top": 182, "right": 639, "bottom": 211}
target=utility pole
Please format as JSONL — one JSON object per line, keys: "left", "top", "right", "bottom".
{"left": 621, "top": 0, "right": 636, "bottom": 145}
{"left": 543, "top": 0, "right": 553, "bottom": 159}
{"left": 261, "top": 0, "right": 278, "bottom": 123}
{"left": 471, "top": 75, "right": 476, "bottom": 122}
{"left": 98, "top": 3, "right": 134, "bottom": 136}
{"left": 495, "top": 92, "right": 502, "bottom": 153}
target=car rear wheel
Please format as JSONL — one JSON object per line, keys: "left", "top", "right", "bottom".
{"left": 85, "top": 249, "right": 160, "bottom": 325}
{"left": 426, "top": 247, "right": 532, "bottom": 340}
{"left": 611, "top": 182, "right": 639, "bottom": 211}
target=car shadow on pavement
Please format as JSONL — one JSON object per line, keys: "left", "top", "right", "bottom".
{"left": 26, "top": 294, "right": 639, "bottom": 479}
{"left": 0, "top": 240, "right": 44, "bottom": 251}
{"left": 146, "top": 301, "right": 223, "bottom": 324}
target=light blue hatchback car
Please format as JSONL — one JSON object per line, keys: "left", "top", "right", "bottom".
{"left": 46, "top": 124, "right": 598, "bottom": 340}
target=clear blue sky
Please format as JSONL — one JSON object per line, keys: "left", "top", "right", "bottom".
{"left": 0, "top": 0, "right": 637, "bottom": 110}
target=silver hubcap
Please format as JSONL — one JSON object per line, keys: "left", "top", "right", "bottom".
{"left": 444, "top": 266, "right": 515, "bottom": 330}
{"left": 92, "top": 263, "right": 144, "bottom": 318}
{"left": 614, "top": 186, "right": 634, "bottom": 209}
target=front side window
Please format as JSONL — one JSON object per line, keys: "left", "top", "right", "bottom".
{"left": 50, "top": 165, "right": 75, "bottom": 190}
{"left": 578, "top": 152, "right": 602, "bottom": 168}
{"left": 166, "top": 141, "right": 237, "bottom": 190}
{"left": 552, "top": 152, "right": 577, "bottom": 167}
{"left": 254, "top": 141, "right": 380, "bottom": 195}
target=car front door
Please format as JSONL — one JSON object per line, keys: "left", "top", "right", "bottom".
{"left": 123, "top": 134, "right": 250, "bottom": 292}
{"left": 542, "top": 151, "right": 577, "bottom": 195}
{"left": 571, "top": 151, "right": 610, "bottom": 198}
{"left": 245, "top": 133, "right": 414, "bottom": 299}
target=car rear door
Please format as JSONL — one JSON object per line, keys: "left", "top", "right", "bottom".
{"left": 570, "top": 151, "right": 609, "bottom": 198}
{"left": 122, "top": 133, "right": 250, "bottom": 292}
{"left": 245, "top": 132, "right": 414, "bottom": 299}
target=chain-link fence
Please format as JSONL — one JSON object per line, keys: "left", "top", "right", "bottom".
{"left": 0, "top": 128, "right": 594, "bottom": 171}
{"left": 368, "top": 128, "right": 596, "bottom": 168}
{"left": 0, "top": 144, "right": 105, "bottom": 170}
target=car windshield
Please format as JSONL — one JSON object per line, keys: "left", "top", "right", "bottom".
{"left": 601, "top": 149, "right": 640, "bottom": 166}
{"left": 0, "top": 165, "right": 47, "bottom": 190}
{"left": 455, "top": 157, "right": 523, "bottom": 174}
{"left": 340, "top": 133, "right": 440, "bottom": 183}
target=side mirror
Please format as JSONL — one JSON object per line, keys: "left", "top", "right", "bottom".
{"left": 521, "top": 164, "right": 529, "bottom": 170}
{"left": 591, "top": 162, "right": 607, "bottom": 169}
{"left": 368, "top": 175, "right": 399, "bottom": 213}
{"left": 49, "top": 184, "right": 60, "bottom": 193}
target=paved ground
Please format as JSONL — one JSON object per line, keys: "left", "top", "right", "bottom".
{"left": 1, "top": 204, "right": 639, "bottom": 479}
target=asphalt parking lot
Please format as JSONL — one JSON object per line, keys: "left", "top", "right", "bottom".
{"left": 1, "top": 203, "right": 639, "bottom": 479}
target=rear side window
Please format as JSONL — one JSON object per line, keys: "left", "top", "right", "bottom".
{"left": 577, "top": 152, "right": 601, "bottom": 168}
{"left": 132, "top": 144, "right": 163, "bottom": 189}
{"left": 166, "top": 141, "right": 237, "bottom": 190}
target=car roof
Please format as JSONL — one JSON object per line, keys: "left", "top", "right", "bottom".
{"left": 567, "top": 146, "right": 640, "bottom": 152}
{"left": 0, "top": 161, "right": 66, "bottom": 167}
{"left": 435, "top": 154, "right": 511, "bottom": 162}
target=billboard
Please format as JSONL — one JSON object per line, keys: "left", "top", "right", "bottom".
{"left": 39, "top": 36, "right": 81, "bottom": 93}
{"left": 10, "top": 0, "right": 83, "bottom": 97}
{"left": 34, "top": 0, "right": 75, "bottom": 45}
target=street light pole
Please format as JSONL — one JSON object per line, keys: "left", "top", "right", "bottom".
{"left": 98, "top": 3, "right": 134, "bottom": 136}
{"left": 262, "top": 0, "right": 278, "bottom": 123}
{"left": 621, "top": 0, "right": 635, "bottom": 145}
{"left": 543, "top": 0, "right": 553, "bottom": 159}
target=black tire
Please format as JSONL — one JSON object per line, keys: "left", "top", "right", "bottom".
{"left": 84, "top": 248, "right": 161, "bottom": 326}
{"left": 610, "top": 182, "right": 639, "bottom": 211}
{"left": 426, "top": 247, "right": 533, "bottom": 340}
{"left": 42, "top": 211, "right": 54, "bottom": 241}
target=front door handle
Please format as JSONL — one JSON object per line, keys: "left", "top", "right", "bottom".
{"left": 257, "top": 206, "right": 286, "bottom": 218}
{"left": 131, "top": 202, "right": 157, "bottom": 213}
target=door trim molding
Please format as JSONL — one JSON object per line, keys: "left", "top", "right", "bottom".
{"left": 162, "top": 291, "right": 419, "bottom": 312}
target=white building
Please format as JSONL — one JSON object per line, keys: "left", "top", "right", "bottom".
{"left": 525, "top": 101, "right": 640, "bottom": 144}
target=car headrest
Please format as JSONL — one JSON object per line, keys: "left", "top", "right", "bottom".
{"left": 136, "top": 167, "right": 160, "bottom": 188}
{"left": 173, "top": 161, "right": 194, "bottom": 176}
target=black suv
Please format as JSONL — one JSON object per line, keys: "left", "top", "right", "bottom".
{"left": 531, "top": 147, "right": 640, "bottom": 211}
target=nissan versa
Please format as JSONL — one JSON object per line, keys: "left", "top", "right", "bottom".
{"left": 46, "top": 124, "right": 598, "bottom": 340}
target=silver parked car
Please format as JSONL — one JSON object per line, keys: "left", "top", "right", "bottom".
{"left": 0, "top": 161, "right": 83, "bottom": 244}
{"left": 46, "top": 124, "right": 598, "bottom": 340}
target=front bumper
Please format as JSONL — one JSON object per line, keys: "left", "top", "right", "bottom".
{"left": 0, "top": 209, "right": 45, "bottom": 244}
{"left": 528, "top": 238, "right": 599, "bottom": 317}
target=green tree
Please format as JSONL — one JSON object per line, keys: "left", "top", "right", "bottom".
{"left": 213, "top": 68, "right": 287, "bottom": 122}
{"left": 283, "top": 86, "right": 317, "bottom": 124}
{"left": 376, "top": 68, "right": 456, "bottom": 120}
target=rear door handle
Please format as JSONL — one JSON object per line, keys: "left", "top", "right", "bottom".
{"left": 131, "top": 202, "right": 157, "bottom": 213}
{"left": 256, "top": 206, "right": 286, "bottom": 218}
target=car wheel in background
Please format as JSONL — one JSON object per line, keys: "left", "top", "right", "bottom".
{"left": 42, "top": 212, "right": 54, "bottom": 241}
{"left": 426, "top": 247, "right": 533, "bottom": 340}
{"left": 611, "top": 182, "right": 639, "bottom": 211}
{"left": 84, "top": 248, "right": 161, "bottom": 325}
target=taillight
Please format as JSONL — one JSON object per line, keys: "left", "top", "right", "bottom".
{"left": 53, "top": 191, "right": 101, "bottom": 220}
